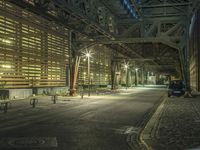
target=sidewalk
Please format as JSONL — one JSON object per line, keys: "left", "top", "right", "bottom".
{"left": 141, "top": 95, "right": 200, "bottom": 150}
{"left": 0, "top": 91, "right": 125, "bottom": 132}
{"left": 0, "top": 88, "right": 126, "bottom": 114}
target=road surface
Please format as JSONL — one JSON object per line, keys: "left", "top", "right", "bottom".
{"left": 0, "top": 87, "right": 165, "bottom": 150}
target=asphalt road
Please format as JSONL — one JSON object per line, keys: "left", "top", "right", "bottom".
{"left": 0, "top": 87, "right": 165, "bottom": 150}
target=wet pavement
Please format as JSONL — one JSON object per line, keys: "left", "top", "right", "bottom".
{"left": 0, "top": 87, "right": 165, "bottom": 150}
{"left": 142, "top": 94, "right": 200, "bottom": 150}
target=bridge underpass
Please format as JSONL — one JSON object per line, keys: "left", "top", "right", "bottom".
{"left": 0, "top": 0, "right": 200, "bottom": 150}
{"left": 1, "top": 0, "right": 198, "bottom": 95}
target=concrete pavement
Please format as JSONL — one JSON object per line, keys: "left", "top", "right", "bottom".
{"left": 141, "top": 94, "right": 200, "bottom": 150}
{"left": 0, "top": 87, "right": 165, "bottom": 150}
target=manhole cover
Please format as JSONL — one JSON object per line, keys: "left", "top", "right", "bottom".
{"left": 0, "top": 137, "right": 57, "bottom": 148}
{"left": 8, "top": 138, "right": 45, "bottom": 146}
{"left": 63, "top": 99, "right": 71, "bottom": 101}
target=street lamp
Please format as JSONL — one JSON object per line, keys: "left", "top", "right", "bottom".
{"left": 124, "top": 64, "right": 128, "bottom": 89}
{"left": 81, "top": 49, "right": 93, "bottom": 96}
{"left": 135, "top": 68, "right": 138, "bottom": 86}
{"left": 86, "top": 52, "right": 91, "bottom": 96}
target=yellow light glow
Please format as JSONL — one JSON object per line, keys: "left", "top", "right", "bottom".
{"left": 86, "top": 53, "right": 91, "bottom": 57}
{"left": 82, "top": 49, "right": 94, "bottom": 59}
{"left": 2, "top": 65, "right": 11, "bottom": 68}
{"left": 2, "top": 39, "right": 11, "bottom": 44}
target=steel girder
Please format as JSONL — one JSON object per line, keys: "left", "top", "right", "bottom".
{"left": 8, "top": 0, "right": 196, "bottom": 75}
{"left": 103, "top": 0, "right": 193, "bottom": 76}
{"left": 78, "top": 36, "right": 180, "bottom": 49}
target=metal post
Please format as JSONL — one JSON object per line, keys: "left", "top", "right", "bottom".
{"left": 135, "top": 70, "right": 137, "bottom": 86}
{"left": 30, "top": 98, "right": 38, "bottom": 108}
{"left": 81, "top": 90, "right": 84, "bottom": 99}
{"left": 81, "top": 84, "right": 84, "bottom": 99}
{"left": 88, "top": 56, "right": 90, "bottom": 96}
{"left": 4, "top": 102, "right": 8, "bottom": 113}
{"left": 52, "top": 95, "right": 57, "bottom": 104}
{"left": 142, "top": 67, "right": 144, "bottom": 86}
{"left": 68, "top": 30, "right": 72, "bottom": 89}
{"left": 126, "top": 68, "right": 128, "bottom": 89}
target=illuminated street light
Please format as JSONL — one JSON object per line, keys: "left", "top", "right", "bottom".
{"left": 135, "top": 68, "right": 138, "bottom": 86}
{"left": 86, "top": 52, "right": 91, "bottom": 96}
{"left": 124, "top": 63, "right": 129, "bottom": 89}
{"left": 85, "top": 53, "right": 91, "bottom": 57}
{"left": 82, "top": 49, "right": 93, "bottom": 97}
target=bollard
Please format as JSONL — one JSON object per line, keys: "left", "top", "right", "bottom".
{"left": 52, "top": 95, "right": 57, "bottom": 104}
{"left": 3, "top": 102, "right": 8, "bottom": 113}
{"left": 96, "top": 90, "right": 99, "bottom": 95}
{"left": 81, "top": 91, "right": 84, "bottom": 99}
{"left": 80, "top": 86, "right": 84, "bottom": 99}
{"left": 30, "top": 98, "right": 38, "bottom": 108}
{"left": 0, "top": 101, "right": 11, "bottom": 113}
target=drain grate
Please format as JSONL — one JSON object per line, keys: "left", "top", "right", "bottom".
{"left": 115, "top": 126, "right": 140, "bottom": 135}
{"left": 0, "top": 137, "right": 57, "bottom": 148}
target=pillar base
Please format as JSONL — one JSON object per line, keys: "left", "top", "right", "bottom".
{"left": 184, "top": 91, "right": 193, "bottom": 98}
{"left": 69, "top": 89, "right": 76, "bottom": 96}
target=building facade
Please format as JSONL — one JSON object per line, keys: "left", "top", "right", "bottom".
{"left": 0, "top": 1, "right": 114, "bottom": 99}
{"left": 189, "top": 7, "right": 200, "bottom": 91}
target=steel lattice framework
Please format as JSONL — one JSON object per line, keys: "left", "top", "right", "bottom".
{"left": 7, "top": 0, "right": 199, "bottom": 77}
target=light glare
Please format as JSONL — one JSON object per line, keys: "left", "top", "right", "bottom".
{"left": 2, "top": 65, "right": 11, "bottom": 68}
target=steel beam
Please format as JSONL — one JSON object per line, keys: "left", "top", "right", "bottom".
{"left": 130, "top": 0, "right": 142, "bottom": 17}
{"left": 78, "top": 37, "right": 180, "bottom": 50}
{"left": 140, "top": 2, "right": 192, "bottom": 8}
{"left": 117, "top": 16, "right": 186, "bottom": 24}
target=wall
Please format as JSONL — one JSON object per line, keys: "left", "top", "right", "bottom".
{"left": 9, "top": 89, "right": 32, "bottom": 100}
{"left": 0, "top": 1, "right": 69, "bottom": 89}
{"left": 189, "top": 8, "right": 200, "bottom": 91}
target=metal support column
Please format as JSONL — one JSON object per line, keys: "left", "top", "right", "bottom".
{"left": 69, "top": 32, "right": 81, "bottom": 96}
{"left": 135, "top": 70, "right": 138, "bottom": 86}
{"left": 111, "top": 51, "right": 117, "bottom": 90}
{"left": 142, "top": 66, "right": 144, "bottom": 86}
{"left": 88, "top": 55, "right": 90, "bottom": 96}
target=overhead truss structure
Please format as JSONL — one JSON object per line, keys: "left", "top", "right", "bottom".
{"left": 8, "top": 0, "right": 197, "bottom": 76}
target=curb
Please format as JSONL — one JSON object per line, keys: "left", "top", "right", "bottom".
{"left": 138, "top": 95, "right": 167, "bottom": 150}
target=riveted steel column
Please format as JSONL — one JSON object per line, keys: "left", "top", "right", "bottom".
{"left": 111, "top": 51, "right": 117, "bottom": 90}
{"left": 69, "top": 31, "right": 81, "bottom": 96}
